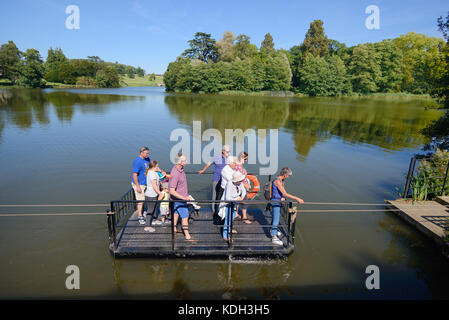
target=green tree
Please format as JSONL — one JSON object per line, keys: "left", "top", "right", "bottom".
{"left": 44, "top": 48, "right": 68, "bottom": 82}
{"left": 216, "top": 31, "right": 236, "bottom": 62}
{"left": 302, "top": 20, "right": 329, "bottom": 57}
{"left": 288, "top": 45, "right": 304, "bottom": 89}
{"left": 328, "top": 39, "right": 347, "bottom": 56}
{"left": 393, "top": 32, "right": 444, "bottom": 93}
{"left": 0, "top": 40, "right": 22, "bottom": 83}
{"left": 70, "top": 59, "right": 98, "bottom": 78}
{"left": 434, "top": 12, "right": 449, "bottom": 108}
{"left": 58, "top": 63, "right": 77, "bottom": 84}
{"left": 18, "top": 49, "right": 45, "bottom": 88}
{"left": 229, "top": 59, "right": 255, "bottom": 91}
{"left": 163, "top": 57, "right": 190, "bottom": 91}
{"left": 95, "top": 66, "right": 120, "bottom": 88}
{"left": 87, "top": 56, "right": 103, "bottom": 63}
{"left": 233, "top": 34, "right": 258, "bottom": 60}
{"left": 263, "top": 52, "right": 292, "bottom": 90}
{"left": 348, "top": 44, "right": 381, "bottom": 94}
{"left": 261, "top": 33, "right": 275, "bottom": 53}
{"left": 136, "top": 67, "right": 145, "bottom": 77}
{"left": 182, "top": 32, "right": 219, "bottom": 63}
{"left": 374, "top": 40, "right": 403, "bottom": 92}
{"left": 299, "top": 54, "right": 351, "bottom": 96}
{"left": 421, "top": 12, "right": 449, "bottom": 151}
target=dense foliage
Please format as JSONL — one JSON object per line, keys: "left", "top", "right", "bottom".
{"left": 0, "top": 44, "right": 145, "bottom": 88}
{"left": 164, "top": 18, "right": 447, "bottom": 98}
{"left": 421, "top": 12, "right": 449, "bottom": 151}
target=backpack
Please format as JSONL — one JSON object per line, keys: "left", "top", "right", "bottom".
{"left": 263, "top": 180, "right": 272, "bottom": 200}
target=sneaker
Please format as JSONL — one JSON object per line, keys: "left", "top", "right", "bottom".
{"left": 144, "top": 226, "right": 155, "bottom": 232}
{"left": 151, "top": 219, "right": 163, "bottom": 226}
{"left": 277, "top": 231, "right": 282, "bottom": 238}
{"left": 143, "top": 211, "right": 148, "bottom": 219}
{"left": 138, "top": 216, "right": 146, "bottom": 225}
{"left": 272, "top": 237, "right": 283, "bottom": 246}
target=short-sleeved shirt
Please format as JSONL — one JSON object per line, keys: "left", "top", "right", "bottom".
{"left": 131, "top": 156, "right": 150, "bottom": 185}
{"left": 169, "top": 165, "right": 189, "bottom": 201}
{"left": 212, "top": 154, "right": 226, "bottom": 182}
{"left": 222, "top": 180, "right": 247, "bottom": 201}
{"left": 235, "top": 164, "right": 248, "bottom": 183}
{"left": 220, "top": 165, "right": 235, "bottom": 189}
{"left": 145, "top": 171, "right": 160, "bottom": 197}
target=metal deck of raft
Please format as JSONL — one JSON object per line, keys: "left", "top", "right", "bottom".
{"left": 107, "top": 189, "right": 297, "bottom": 259}
{"left": 110, "top": 208, "right": 294, "bottom": 258}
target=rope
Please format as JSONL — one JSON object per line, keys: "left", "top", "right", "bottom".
{"left": 0, "top": 209, "right": 403, "bottom": 217}
{"left": 0, "top": 212, "right": 105, "bottom": 217}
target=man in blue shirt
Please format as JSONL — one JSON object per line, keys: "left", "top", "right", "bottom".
{"left": 198, "top": 145, "right": 230, "bottom": 213}
{"left": 131, "top": 146, "right": 165, "bottom": 225}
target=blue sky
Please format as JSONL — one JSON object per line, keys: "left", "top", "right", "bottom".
{"left": 0, "top": 0, "right": 447, "bottom": 74}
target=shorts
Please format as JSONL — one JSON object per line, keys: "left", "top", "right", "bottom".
{"left": 174, "top": 202, "right": 189, "bottom": 219}
{"left": 145, "top": 196, "right": 158, "bottom": 216}
{"left": 160, "top": 206, "right": 169, "bottom": 217}
{"left": 132, "top": 183, "right": 146, "bottom": 201}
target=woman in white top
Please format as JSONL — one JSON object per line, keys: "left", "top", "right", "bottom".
{"left": 219, "top": 171, "right": 246, "bottom": 241}
{"left": 145, "top": 160, "right": 163, "bottom": 228}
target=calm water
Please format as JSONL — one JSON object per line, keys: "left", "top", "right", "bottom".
{"left": 0, "top": 87, "right": 448, "bottom": 299}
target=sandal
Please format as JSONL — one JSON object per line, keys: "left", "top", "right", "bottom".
{"left": 182, "top": 226, "right": 197, "bottom": 241}
{"left": 231, "top": 229, "right": 238, "bottom": 234}
{"left": 242, "top": 218, "right": 253, "bottom": 224}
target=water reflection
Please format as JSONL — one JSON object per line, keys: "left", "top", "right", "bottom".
{"left": 165, "top": 94, "right": 442, "bottom": 157}
{"left": 165, "top": 94, "right": 290, "bottom": 131}
{"left": 377, "top": 213, "right": 449, "bottom": 298}
{"left": 0, "top": 89, "right": 142, "bottom": 133}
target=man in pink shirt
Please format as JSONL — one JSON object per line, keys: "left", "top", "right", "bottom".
{"left": 169, "top": 153, "right": 194, "bottom": 241}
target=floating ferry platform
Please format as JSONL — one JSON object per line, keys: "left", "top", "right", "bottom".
{"left": 107, "top": 189, "right": 297, "bottom": 259}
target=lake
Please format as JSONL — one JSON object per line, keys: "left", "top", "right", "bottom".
{"left": 0, "top": 86, "right": 448, "bottom": 299}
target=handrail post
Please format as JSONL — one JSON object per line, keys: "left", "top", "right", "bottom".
{"left": 286, "top": 201, "right": 292, "bottom": 246}
{"left": 441, "top": 161, "right": 449, "bottom": 196}
{"left": 110, "top": 201, "right": 117, "bottom": 249}
{"left": 229, "top": 201, "right": 234, "bottom": 249}
{"left": 170, "top": 201, "right": 175, "bottom": 252}
{"left": 404, "top": 156, "right": 416, "bottom": 198}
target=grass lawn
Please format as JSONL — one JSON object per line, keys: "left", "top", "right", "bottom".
{"left": 120, "top": 75, "right": 164, "bottom": 87}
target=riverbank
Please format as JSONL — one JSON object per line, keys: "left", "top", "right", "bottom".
{"left": 167, "top": 88, "right": 441, "bottom": 104}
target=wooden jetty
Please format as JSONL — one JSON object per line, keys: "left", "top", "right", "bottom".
{"left": 107, "top": 189, "right": 297, "bottom": 259}
{"left": 387, "top": 197, "right": 449, "bottom": 247}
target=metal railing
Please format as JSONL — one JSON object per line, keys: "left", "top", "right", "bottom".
{"left": 106, "top": 197, "right": 297, "bottom": 252}
{"left": 403, "top": 154, "right": 449, "bottom": 199}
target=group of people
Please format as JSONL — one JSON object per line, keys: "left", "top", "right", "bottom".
{"left": 131, "top": 145, "right": 304, "bottom": 245}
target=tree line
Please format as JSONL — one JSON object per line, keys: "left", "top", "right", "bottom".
{"left": 163, "top": 18, "right": 448, "bottom": 100}
{"left": 0, "top": 43, "right": 147, "bottom": 88}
